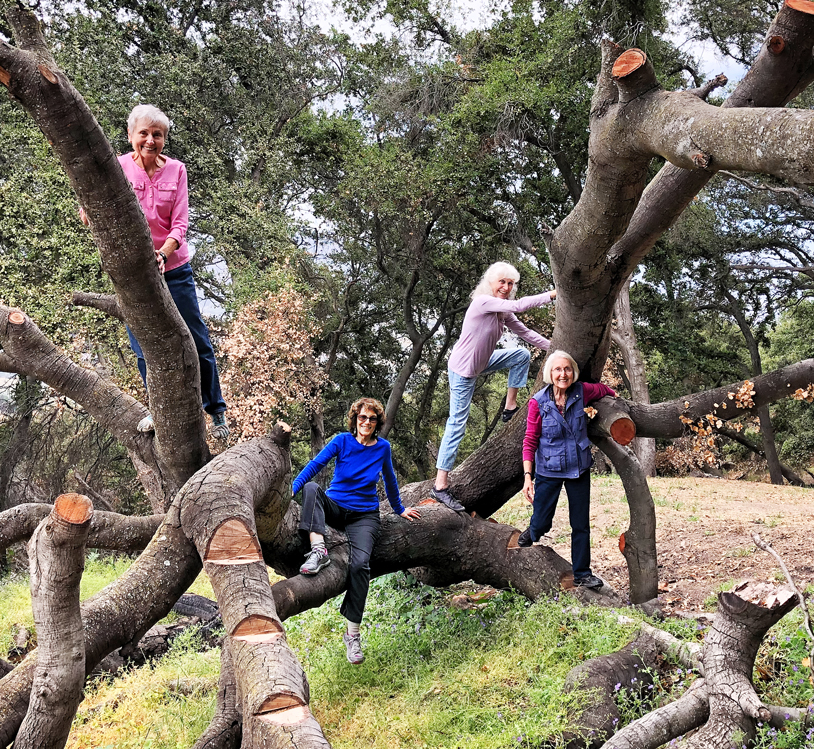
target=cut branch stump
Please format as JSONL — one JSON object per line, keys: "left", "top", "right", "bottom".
{"left": 14, "top": 493, "right": 93, "bottom": 749}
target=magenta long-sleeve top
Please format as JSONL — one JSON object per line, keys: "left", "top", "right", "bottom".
{"left": 522, "top": 383, "right": 617, "bottom": 462}
{"left": 118, "top": 152, "right": 190, "bottom": 272}
{"left": 447, "top": 292, "right": 554, "bottom": 378}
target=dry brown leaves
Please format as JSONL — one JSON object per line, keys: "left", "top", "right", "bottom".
{"left": 220, "top": 287, "right": 327, "bottom": 441}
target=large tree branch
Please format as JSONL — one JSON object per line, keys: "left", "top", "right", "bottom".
{"left": 0, "top": 3, "right": 209, "bottom": 489}
{"left": 596, "top": 358, "right": 814, "bottom": 439}
{"left": 0, "top": 305, "right": 159, "bottom": 465}
{"left": 544, "top": 1, "right": 814, "bottom": 379}
{"left": 0, "top": 432, "right": 294, "bottom": 746}
{"left": 0, "top": 503, "right": 163, "bottom": 556}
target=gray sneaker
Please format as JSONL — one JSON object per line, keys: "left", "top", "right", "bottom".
{"left": 300, "top": 547, "right": 330, "bottom": 575}
{"left": 574, "top": 574, "right": 604, "bottom": 590}
{"left": 210, "top": 412, "right": 230, "bottom": 440}
{"left": 137, "top": 414, "right": 155, "bottom": 433}
{"left": 430, "top": 485, "right": 464, "bottom": 511}
{"left": 343, "top": 632, "right": 365, "bottom": 664}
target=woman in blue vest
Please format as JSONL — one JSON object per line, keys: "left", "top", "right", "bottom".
{"left": 519, "top": 350, "right": 616, "bottom": 589}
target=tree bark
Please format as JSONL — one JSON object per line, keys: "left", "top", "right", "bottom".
{"left": 560, "top": 629, "right": 659, "bottom": 748}
{"left": 71, "top": 292, "right": 124, "bottom": 323}
{"left": 611, "top": 280, "right": 656, "bottom": 475}
{"left": 592, "top": 438, "right": 658, "bottom": 604}
{"left": 192, "top": 641, "right": 241, "bottom": 749}
{"left": 0, "top": 503, "right": 163, "bottom": 557}
{"left": 0, "top": 4, "right": 209, "bottom": 495}
{"left": 0, "top": 305, "right": 168, "bottom": 509}
{"left": 15, "top": 493, "right": 93, "bottom": 749}
{"left": 604, "top": 582, "right": 798, "bottom": 749}
{"left": 622, "top": 358, "right": 814, "bottom": 439}
{"left": 0, "top": 430, "right": 297, "bottom": 745}
{"left": 179, "top": 424, "right": 330, "bottom": 747}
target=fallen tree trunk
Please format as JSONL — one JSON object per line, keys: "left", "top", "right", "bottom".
{"left": 560, "top": 629, "right": 659, "bottom": 748}
{"left": 15, "top": 493, "right": 93, "bottom": 749}
{"left": 602, "top": 582, "right": 799, "bottom": 749}
{"left": 180, "top": 424, "right": 330, "bottom": 747}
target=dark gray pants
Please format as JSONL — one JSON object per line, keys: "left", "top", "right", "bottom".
{"left": 299, "top": 482, "right": 381, "bottom": 624}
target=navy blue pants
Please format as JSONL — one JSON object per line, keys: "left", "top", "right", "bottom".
{"left": 299, "top": 482, "right": 381, "bottom": 624}
{"left": 529, "top": 470, "right": 593, "bottom": 579}
{"left": 127, "top": 263, "right": 226, "bottom": 415}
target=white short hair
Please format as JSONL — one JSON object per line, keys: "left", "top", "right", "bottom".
{"left": 543, "top": 350, "right": 580, "bottom": 384}
{"left": 471, "top": 262, "right": 520, "bottom": 300}
{"left": 127, "top": 104, "right": 170, "bottom": 135}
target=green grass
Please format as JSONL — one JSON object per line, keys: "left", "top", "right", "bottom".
{"left": 284, "top": 574, "right": 645, "bottom": 748}
{"left": 2, "top": 551, "right": 812, "bottom": 748}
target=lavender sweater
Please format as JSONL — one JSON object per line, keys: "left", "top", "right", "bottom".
{"left": 447, "top": 292, "right": 553, "bottom": 378}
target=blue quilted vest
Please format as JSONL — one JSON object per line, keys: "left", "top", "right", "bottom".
{"left": 532, "top": 382, "right": 593, "bottom": 479}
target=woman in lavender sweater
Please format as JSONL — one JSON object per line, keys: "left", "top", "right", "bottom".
{"left": 431, "top": 262, "right": 556, "bottom": 510}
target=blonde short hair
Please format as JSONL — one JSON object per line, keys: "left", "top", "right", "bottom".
{"left": 347, "top": 397, "right": 385, "bottom": 437}
{"left": 543, "top": 350, "right": 580, "bottom": 384}
{"left": 127, "top": 104, "right": 170, "bottom": 136}
{"left": 471, "top": 262, "right": 520, "bottom": 300}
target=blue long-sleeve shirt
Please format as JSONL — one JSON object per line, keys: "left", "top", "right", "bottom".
{"left": 292, "top": 432, "right": 405, "bottom": 515}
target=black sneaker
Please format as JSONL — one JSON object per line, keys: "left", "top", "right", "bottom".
{"left": 501, "top": 406, "right": 519, "bottom": 423}
{"left": 430, "top": 485, "right": 464, "bottom": 511}
{"left": 574, "top": 574, "right": 604, "bottom": 590}
{"left": 517, "top": 528, "right": 533, "bottom": 547}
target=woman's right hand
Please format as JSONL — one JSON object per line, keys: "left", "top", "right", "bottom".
{"left": 522, "top": 475, "right": 534, "bottom": 504}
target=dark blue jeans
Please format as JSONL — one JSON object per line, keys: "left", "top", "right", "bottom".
{"left": 127, "top": 263, "right": 226, "bottom": 415}
{"left": 529, "top": 470, "right": 593, "bottom": 579}
{"left": 299, "top": 482, "right": 381, "bottom": 624}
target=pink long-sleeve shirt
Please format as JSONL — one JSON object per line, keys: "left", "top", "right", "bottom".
{"left": 118, "top": 153, "right": 190, "bottom": 272}
{"left": 447, "top": 292, "right": 553, "bottom": 378}
{"left": 522, "top": 383, "right": 616, "bottom": 462}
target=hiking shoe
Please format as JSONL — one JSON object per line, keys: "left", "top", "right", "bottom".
{"left": 430, "top": 485, "right": 464, "bottom": 511}
{"left": 210, "top": 412, "right": 230, "bottom": 440}
{"left": 137, "top": 414, "right": 155, "bottom": 433}
{"left": 300, "top": 547, "right": 330, "bottom": 575}
{"left": 574, "top": 574, "right": 604, "bottom": 590}
{"left": 343, "top": 632, "right": 365, "bottom": 665}
{"left": 501, "top": 406, "right": 519, "bottom": 423}
{"left": 517, "top": 528, "right": 533, "bottom": 547}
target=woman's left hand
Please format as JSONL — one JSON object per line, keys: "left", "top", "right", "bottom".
{"left": 401, "top": 507, "right": 421, "bottom": 521}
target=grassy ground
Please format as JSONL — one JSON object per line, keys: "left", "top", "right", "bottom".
{"left": 1, "top": 480, "right": 813, "bottom": 748}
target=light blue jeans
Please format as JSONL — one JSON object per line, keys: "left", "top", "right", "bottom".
{"left": 436, "top": 347, "right": 532, "bottom": 472}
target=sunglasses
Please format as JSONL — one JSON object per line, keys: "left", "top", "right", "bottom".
{"left": 357, "top": 414, "right": 378, "bottom": 424}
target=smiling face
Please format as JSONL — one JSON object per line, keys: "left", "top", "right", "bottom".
{"left": 128, "top": 119, "right": 167, "bottom": 167}
{"left": 355, "top": 406, "right": 379, "bottom": 443}
{"left": 489, "top": 276, "right": 515, "bottom": 299}
{"left": 550, "top": 355, "right": 576, "bottom": 391}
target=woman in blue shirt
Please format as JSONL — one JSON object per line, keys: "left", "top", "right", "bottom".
{"left": 292, "top": 397, "right": 420, "bottom": 664}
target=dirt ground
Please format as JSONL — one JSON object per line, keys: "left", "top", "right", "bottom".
{"left": 498, "top": 475, "right": 814, "bottom": 613}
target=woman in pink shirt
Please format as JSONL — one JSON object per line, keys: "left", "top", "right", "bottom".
{"left": 119, "top": 105, "right": 228, "bottom": 438}
{"left": 431, "top": 262, "right": 556, "bottom": 510}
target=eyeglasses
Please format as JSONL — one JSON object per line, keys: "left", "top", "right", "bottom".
{"left": 357, "top": 414, "right": 378, "bottom": 423}
{"left": 552, "top": 366, "right": 574, "bottom": 374}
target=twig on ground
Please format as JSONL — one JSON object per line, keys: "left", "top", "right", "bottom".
{"left": 752, "top": 532, "right": 814, "bottom": 686}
